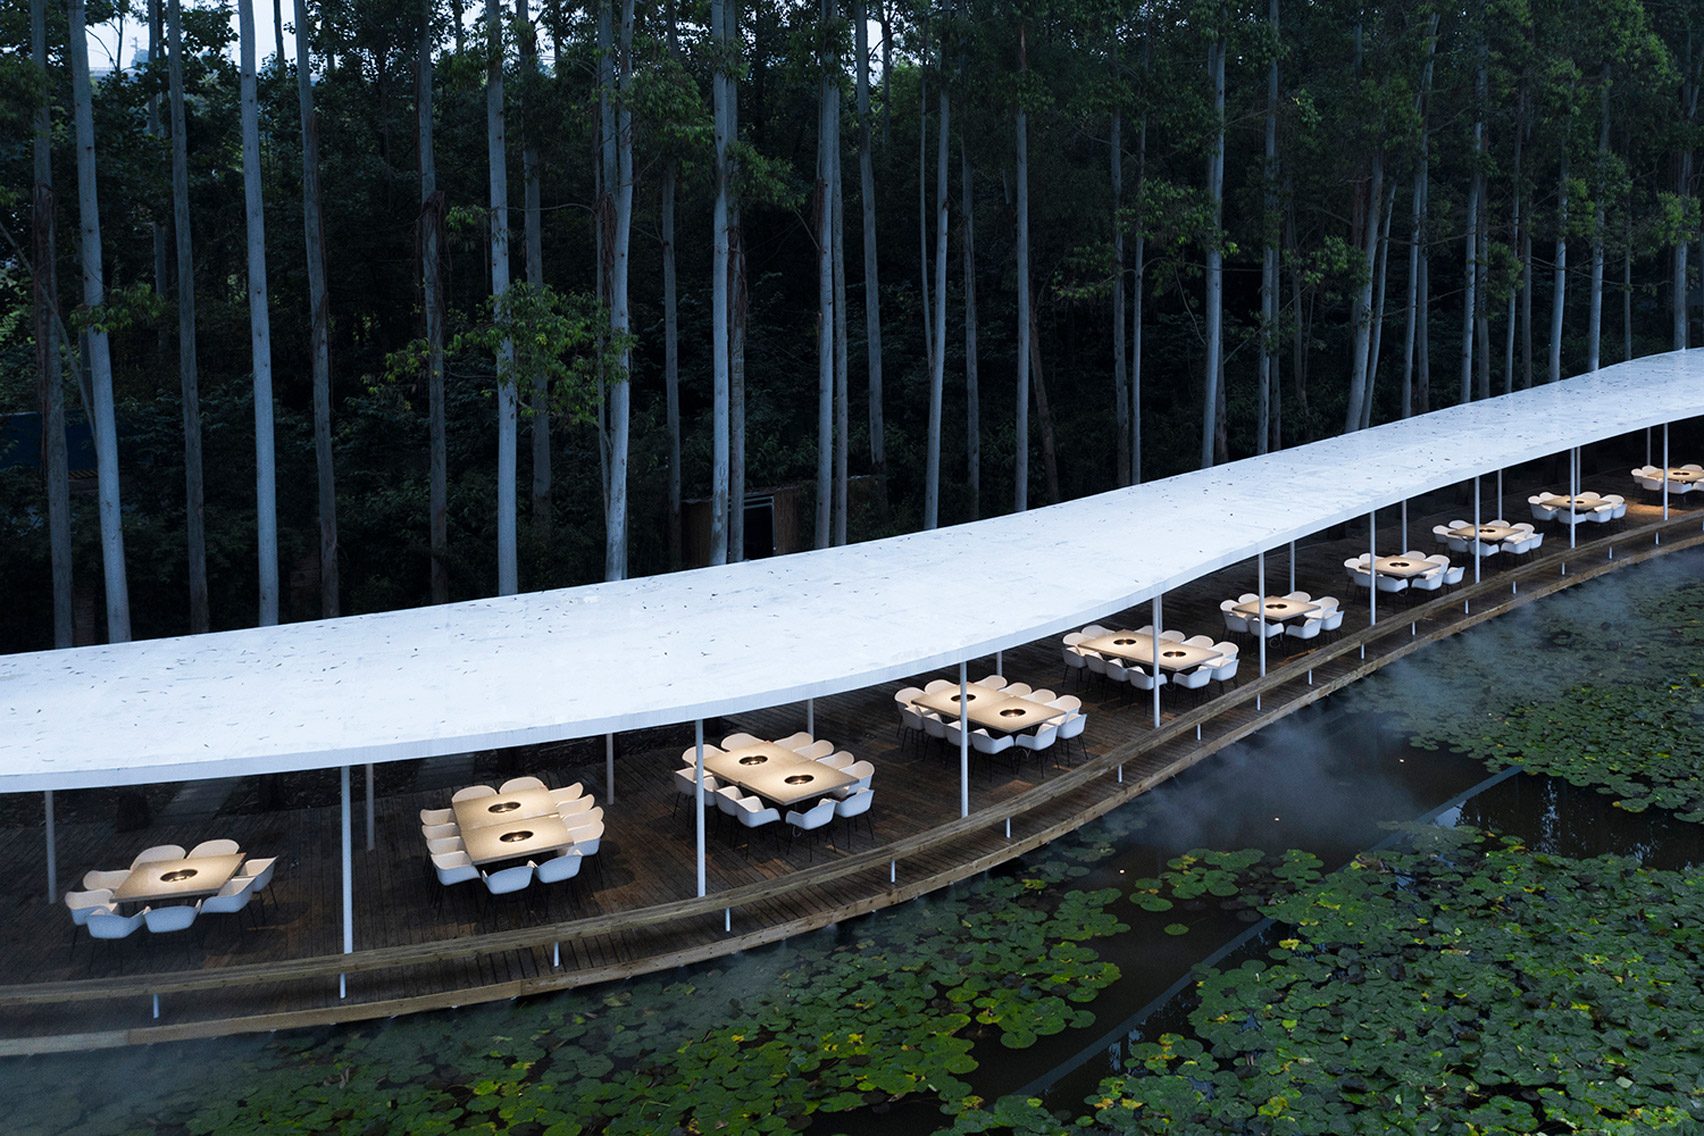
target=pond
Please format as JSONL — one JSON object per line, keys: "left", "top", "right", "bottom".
{"left": 5, "top": 548, "right": 1703, "bottom": 1135}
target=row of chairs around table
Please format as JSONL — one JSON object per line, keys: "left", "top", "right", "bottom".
{"left": 423, "top": 777, "right": 605, "bottom": 906}
{"left": 678, "top": 734, "right": 877, "bottom": 858}
{"left": 1530, "top": 492, "right": 1628, "bottom": 525}
{"left": 1433, "top": 520, "right": 1545, "bottom": 557}
{"left": 1346, "top": 554, "right": 1465, "bottom": 598}
{"left": 1071, "top": 629, "right": 1245, "bottom": 697}
{"left": 1632, "top": 464, "right": 1702, "bottom": 494}
{"left": 65, "top": 840, "right": 280, "bottom": 950}
{"left": 898, "top": 677, "right": 1088, "bottom": 766}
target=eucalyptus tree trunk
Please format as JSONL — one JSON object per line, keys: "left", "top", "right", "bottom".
{"left": 662, "top": 2, "right": 681, "bottom": 570}
{"left": 1460, "top": 43, "right": 1485, "bottom": 404}
{"left": 1200, "top": 32, "right": 1225, "bottom": 468}
{"left": 833, "top": 142, "right": 850, "bottom": 546}
{"left": 1028, "top": 305, "right": 1060, "bottom": 502}
{"left": 709, "top": 0, "right": 732, "bottom": 565}
{"left": 272, "top": 0, "right": 284, "bottom": 65}
{"left": 488, "top": 0, "right": 518, "bottom": 595}
{"left": 1361, "top": 177, "right": 1397, "bottom": 430}
{"left": 813, "top": 0, "right": 836, "bottom": 549}
{"left": 1506, "top": 84, "right": 1525, "bottom": 392}
{"left": 854, "top": 2, "right": 886, "bottom": 520}
{"left": 418, "top": 8, "right": 449, "bottom": 604}
{"left": 1675, "top": 36, "right": 1698, "bottom": 351}
{"left": 923, "top": 88, "right": 949, "bottom": 529}
{"left": 1475, "top": 186, "right": 1490, "bottom": 400}
{"left": 918, "top": 48, "right": 932, "bottom": 382}
{"left": 961, "top": 139, "right": 980, "bottom": 519}
{"left": 1416, "top": 215, "right": 1430, "bottom": 412}
{"left": 147, "top": 0, "right": 167, "bottom": 357}
{"left": 1014, "top": 25, "right": 1032, "bottom": 509}
{"left": 295, "top": 0, "right": 340, "bottom": 618}
{"left": 727, "top": 0, "right": 746, "bottom": 562}
{"left": 1398, "top": 13, "right": 1436, "bottom": 421}
{"left": 168, "top": 0, "right": 208, "bottom": 632}
{"left": 1112, "top": 107, "right": 1129, "bottom": 480}
{"left": 1131, "top": 32, "right": 1148, "bottom": 477}
{"left": 32, "top": 0, "right": 73, "bottom": 646}
{"left": 1587, "top": 65, "right": 1610, "bottom": 373}
{"left": 1623, "top": 210, "right": 1633, "bottom": 362}
{"left": 1344, "top": 150, "right": 1384, "bottom": 432}
{"left": 237, "top": 0, "right": 278, "bottom": 626}
{"left": 1257, "top": 0, "right": 1279, "bottom": 453}
{"left": 517, "top": 0, "right": 551, "bottom": 537}
{"left": 1549, "top": 149, "right": 1568, "bottom": 384}
{"left": 604, "top": 0, "right": 635, "bottom": 581}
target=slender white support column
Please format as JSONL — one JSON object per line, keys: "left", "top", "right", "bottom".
{"left": 1662, "top": 424, "right": 1670, "bottom": 523}
{"left": 694, "top": 720, "right": 706, "bottom": 898}
{"left": 1257, "top": 550, "right": 1267, "bottom": 680}
{"left": 995, "top": 649, "right": 1004, "bottom": 676}
{"left": 340, "top": 765, "right": 353, "bottom": 999}
{"left": 1400, "top": 499, "right": 1408, "bottom": 553}
{"left": 1569, "top": 448, "right": 1579, "bottom": 550}
{"left": 1473, "top": 479, "right": 1482, "bottom": 583}
{"left": 44, "top": 791, "right": 56, "bottom": 903}
{"left": 958, "top": 662, "right": 970, "bottom": 818}
{"left": 1287, "top": 541, "right": 1296, "bottom": 592}
{"left": 605, "top": 733, "right": 616, "bottom": 803}
{"left": 1368, "top": 512, "right": 1377, "bottom": 625}
{"left": 1151, "top": 596, "right": 1161, "bottom": 729}
{"left": 806, "top": 698, "right": 815, "bottom": 737}
{"left": 1646, "top": 427, "right": 1652, "bottom": 468}
{"left": 364, "top": 763, "right": 374, "bottom": 852}
{"left": 1496, "top": 469, "right": 1504, "bottom": 517}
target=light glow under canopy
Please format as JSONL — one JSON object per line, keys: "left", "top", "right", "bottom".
{"left": 2, "top": 350, "right": 1700, "bottom": 792}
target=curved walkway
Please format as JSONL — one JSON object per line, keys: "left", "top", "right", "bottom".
{"left": 2, "top": 507, "right": 1697, "bottom": 1054}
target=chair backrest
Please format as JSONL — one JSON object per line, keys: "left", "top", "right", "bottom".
{"left": 500, "top": 776, "right": 546, "bottom": 794}
{"left": 970, "top": 730, "right": 1012, "bottom": 754}
{"left": 820, "top": 751, "right": 856, "bottom": 769}
{"left": 1283, "top": 590, "right": 1312, "bottom": 602}
{"left": 844, "top": 760, "right": 875, "bottom": 782}
{"left": 452, "top": 785, "right": 497, "bottom": 803}
{"left": 715, "top": 786, "right": 746, "bottom": 816}
{"left": 551, "top": 783, "right": 586, "bottom": 803}
{"left": 237, "top": 856, "right": 277, "bottom": 888}
{"left": 797, "top": 739, "right": 835, "bottom": 761}
{"left": 1048, "top": 694, "right": 1082, "bottom": 712}
{"left": 203, "top": 875, "right": 259, "bottom": 914}
{"left": 1062, "top": 631, "right": 1086, "bottom": 647}
{"left": 1211, "top": 641, "right": 1240, "bottom": 658}
{"left": 1222, "top": 610, "right": 1249, "bottom": 634}
{"left": 534, "top": 849, "right": 584, "bottom": 884}
{"left": 1238, "top": 593, "right": 1259, "bottom": 604}
{"left": 434, "top": 852, "right": 478, "bottom": 886}
{"left": 1375, "top": 575, "right": 1408, "bottom": 593}
{"left": 788, "top": 798, "right": 837, "bottom": 827}
{"left": 64, "top": 888, "right": 114, "bottom": 924}
{"left": 776, "top": 731, "right": 816, "bottom": 750}
{"left": 1425, "top": 553, "right": 1450, "bottom": 566}
{"left": 557, "top": 796, "right": 594, "bottom": 817}
{"left": 426, "top": 836, "right": 463, "bottom": 855}
{"left": 144, "top": 902, "right": 200, "bottom": 934}
{"left": 974, "top": 674, "right": 1006, "bottom": 689}
{"left": 737, "top": 796, "right": 779, "bottom": 825}
{"left": 676, "top": 767, "right": 717, "bottom": 795}
{"left": 1184, "top": 634, "right": 1215, "bottom": 648}
{"left": 1028, "top": 688, "right": 1057, "bottom": 704}
{"left": 1000, "top": 681, "right": 1033, "bottom": 696}
{"left": 1211, "top": 656, "right": 1240, "bottom": 681}
{"left": 1159, "top": 629, "right": 1186, "bottom": 642}
{"left": 924, "top": 678, "right": 955, "bottom": 693}
{"left": 1082, "top": 625, "right": 1112, "bottom": 638}
{"left": 894, "top": 687, "right": 923, "bottom": 704}
{"left": 1444, "top": 565, "right": 1465, "bottom": 584}
{"left": 420, "top": 807, "right": 454, "bottom": 826}
{"left": 721, "top": 732, "right": 761, "bottom": 749}
{"left": 187, "top": 839, "right": 240, "bottom": 859}
{"left": 483, "top": 864, "right": 534, "bottom": 895}
{"left": 835, "top": 788, "right": 874, "bottom": 818}
{"left": 86, "top": 908, "right": 146, "bottom": 940}
{"left": 1219, "top": 599, "right": 1237, "bottom": 612}
{"left": 131, "top": 845, "right": 186, "bottom": 868}
{"left": 422, "top": 822, "right": 458, "bottom": 841}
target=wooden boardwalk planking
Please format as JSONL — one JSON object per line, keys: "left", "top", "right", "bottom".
{"left": 0, "top": 471, "right": 1695, "bottom": 1050}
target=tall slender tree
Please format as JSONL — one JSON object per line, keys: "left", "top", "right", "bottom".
{"left": 854, "top": 1, "right": 886, "bottom": 519}
{"left": 923, "top": 69, "right": 948, "bottom": 528}
{"left": 419, "top": 0, "right": 449, "bottom": 604}
{"left": 1257, "top": 0, "right": 1280, "bottom": 453}
{"left": 1014, "top": 21, "right": 1032, "bottom": 508}
{"left": 662, "top": 0, "right": 682, "bottom": 569}
{"left": 517, "top": 0, "right": 551, "bottom": 537}
{"left": 488, "top": 0, "right": 518, "bottom": 594}
{"left": 237, "top": 0, "right": 279, "bottom": 625}
{"left": 961, "top": 139, "right": 979, "bottom": 517}
{"left": 604, "top": 0, "right": 636, "bottom": 579}
{"left": 1460, "top": 36, "right": 1486, "bottom": 403}
{"left": 813, "top": 0, "right": 837, "bottom": 549}
{"left": 32, "top": 0, "right": 73, "bottom": 646}
{"left": 710, "top": 0, "right": 732, "bottom": 563}
{"left": 295, "top": 0, "right": 340, "bottom": 617}
{"left": 1200, "top": 19, "right": 1226, "bottom": 466}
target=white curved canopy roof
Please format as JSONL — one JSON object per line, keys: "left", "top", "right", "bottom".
{"left": 3, "top": 350, "right": 1701, "bottom": 792}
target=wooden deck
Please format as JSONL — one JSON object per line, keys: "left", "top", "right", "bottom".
{"left": 0, "top": 467, "right": 1698, "bottom": 1052}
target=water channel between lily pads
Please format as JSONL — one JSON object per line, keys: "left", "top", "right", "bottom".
{"left": 5, "top": 546, "right": 1703, "bottom": 1135}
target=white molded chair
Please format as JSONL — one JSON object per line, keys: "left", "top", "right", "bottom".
{"left": 432, "top": 850, "right": 479, "bottom": 887}
{"left": 974, "top": 673, "right": 1007, "bottom": 690}
{"left": 131, "top": 845, "right": 186, "bottom": 868}
{"left": 776, "top": 730, "right": 816, "bottom": 752}
{"left": 480, "top": 865, "right": 535, "bottom": 914}
{"left": 673, "top": 768, "right": 718, "bottom": 819}
{"left": 1171, "top": 664, "right": 1215, "bottom": 700}
{"left": 420, "top": 807, "right": 454, "bottom": 827}
{"left": 924, "top": 678, "right": 956, "bottom": 694}
{"left": 1284, "top": 615, "right": 1323, "bottom": 641}
{"left": 1028, "top": 688, "right": 1058, "bottom": 704}
{"left": 834, "top": 789, "right": 875, "bottom": 848}
{"left": 1158, "top": 629, "right": 1186, "bottom": 643}
{"left": 235, "top": 856, "right": 278, "bottom": 916}
{"left": 534, "top": 848, "right": 584, "bottom": 885}
{"left": 784, "top": 798, "right": 837, "bottom": 860}
{"left": 550, "top": 782, "right": 585, "bottom": 804}
{"left": 65, "top": 888, "right": 115, "bottom": 928}
{"left": 1209, "top": 655, "right": 1240, "bottom": 688}
{"left": 733, "top": 795, "right": 782, "bottom": 856}
{"left": 681, "top": 746, "right": 724, "bottom": 766}
{"left": 721, "top": 732, "right": 761, "bottom": 750}
{"left": 1220, "top": 600, "right": 1249, "bottom": 636}
{"left": 82, "top": 869, "right": 129, "bottom": 891}
{"left": 838, "top": 760, "right": 875, "bottom": 795}
{"left": 143, "top": 901, "right": 201, "bottom": 936}
{"left": 202, "top": 876, "right": 261, "bottom": 928}
{"left": 1183, "top": 634, "right": 1216, "bottom": 648}
{"left": 796, "top": 739, "right": 835, "bottom": 761}
{"left": 819, "top": 751, "right": 856, "bottom": 770}
{"left": 452, "top": 785, "right": 497, "bottom": 803}
{"left": 1127, "top": 667, "right": 1167, "bottom": 694}
{"left": 557, "top": 796, "right": 595, "bottom": 819}
{"left": 188, "top": 839, "right": 240, "bottom": 859}
{"left": 422, "top": 822, "right": 458, "bottom": 841}
{"left": 500, "top": 776, "right": 547, "bottom": 794}
{"left": 1000, "top": 681, "right": 1033, "bottom": 697}
{"left": 85, "top": 907, "right": 146, "bottom": 945}
{"left": 426, "top": 835, "right": 464, "bottom": 856}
